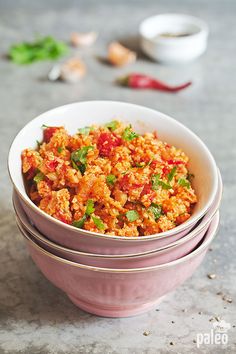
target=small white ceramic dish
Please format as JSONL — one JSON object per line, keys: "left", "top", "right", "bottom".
{"left": 139, "top": 13, "right": 209, "bottom": 63}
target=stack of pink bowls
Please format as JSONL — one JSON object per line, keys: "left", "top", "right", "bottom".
{"left": 8, "top": 101, "right": 222, "bottom": 317}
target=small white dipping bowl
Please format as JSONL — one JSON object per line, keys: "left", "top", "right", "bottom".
{"left": 139, "top": 13, "right": 209, "bottom": 63}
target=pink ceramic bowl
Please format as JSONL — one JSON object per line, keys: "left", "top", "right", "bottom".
{"left": 8, "top": 101, "right": 218, "bottom": 254}
{"left": 13, "top": 168, "right": 222, "bottom": 268}
{"left": 20, "top": 212, "right": 219, "bottom": 317}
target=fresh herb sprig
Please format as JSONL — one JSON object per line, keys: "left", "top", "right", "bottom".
{"left": 9, "top": 36, "right": 68, "bottom": 65}
{"left": 122, "top": 125, "right": 139, "bottom": 141}
{"left": 148, "top": 203, "right": 162, "bottom": 220}
{"left": 71, "top": 146, "right": 94, "bottom": 175}
{"left": 151, "top": 174, "right": 172, "bottom": 190}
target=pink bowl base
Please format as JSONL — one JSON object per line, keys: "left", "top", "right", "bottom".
{"left": 25, "top": 236, "right": 210, "bottom": 318}
{"left": 67, "top": 294, "right": 165, "bottom": 317}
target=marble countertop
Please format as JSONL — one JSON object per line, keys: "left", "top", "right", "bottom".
{"left": 0, "top": 0, "right": 235, "bottom": 353}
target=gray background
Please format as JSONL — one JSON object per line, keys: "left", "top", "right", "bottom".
{"left": 0, "top": 0, "right": 235, "bottom": 353}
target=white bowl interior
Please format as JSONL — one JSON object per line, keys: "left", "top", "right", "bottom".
{"left": 140, "top": 14, "right": 208, "bottom": 40}
{"left": 8, "top": 101, "right": 218, "bottom": 235}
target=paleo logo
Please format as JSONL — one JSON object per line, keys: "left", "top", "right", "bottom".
{"left": 196, "top": 320, "right": 231, "bottom": 348}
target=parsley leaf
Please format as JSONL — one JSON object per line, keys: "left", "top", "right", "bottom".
{"left": 148, "top": 203, "right": 162, "bottom": 220}
{"left": 151, "top": 174, "right": 172, "bottom": 190}
{"left": 135, "top": 162, "right": 145, "bottom": 168}
{"left": 122, "top": 125, "right": 139, "bottom": 141}
{"left": 167, "top": 166, "right": 177, "bottom": 182}
{"left": 178, "top": 178, "right": 190, "bottom": 189}
{"left": 9, "top": 36, "right": 68, "bottom": 65}
{"left": 57, "top": 146, "right": 63, "bottom": 153}
{"left": 36, "top": 140, "right": 41, "bottom": 149}
{"left": 187, "top": 172, "right": 195, "bottom": 182}
{"left": 72, "top": 215, "right": 87, "bottom": 229}
{"left": 92, "top": 216, "right": 105, "bottom": 230}
{"left": 85, "top": 199, "right": 95, "bottom": 216}
{"left": 106, "top": 174, "right": 117, "bottom": 186}
{"left": 78, "top": 126, "right": 91, "bottom": 135}
{"left": 71, "top": 146, "right": 94, "bottom": 175}
{"left": 126, "top": 210, "right": 139, "bottom": 222}
{"left": 105, "top": 120, "right": 119, "bottom": 131}
{"left": 33, "top": 171, "right": 45, "bottom": 184}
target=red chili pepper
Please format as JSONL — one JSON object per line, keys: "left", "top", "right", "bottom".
{"left": 117, "top": 73, "right": 192, "bottom": 92}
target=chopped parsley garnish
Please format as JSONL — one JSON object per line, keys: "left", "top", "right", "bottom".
{"left": 135, "top": 162, "right": 145, "bottom": 168}
{"left": 72, "top": 200, "right": 95, "bottom": 229}
{"left": 57, "top": 146, "right": 63, "bottom": 153}
{"left": 135, "top": 159, "right": 153, "bottom": 168}
{"left": 92, "top": 216, "right": 105, "bottom": 230}
{"left": 126, "top": 210, "right": 139, "bottom": 222}
{"left": 71, "top": 146, "right": 94, "bottom": 175}
{"left": 122, "top": 125, "right": 139, "bottom": 141}
{"left": 106, "top": 174, "right": 117, "bottom": 186}
{"left": 33, "top": 171, "right": 45, "bottom": 184}
{"left": 85, "top": 199, "right": 95, "bottom": 215}
{"left": 178, "top": 178, "right": 190, "bottom": 189}
{"left": 36, "top": 140, "right": 41, "bottom": 149}
{"left": 148, "top": 203, "right": 162, "bottom": 220}
{"left": 42, "top": 124, "right": 49, "bottom": 128}
{"left": 167, "top": 166, "right": 177, "bottom": 182}
{"left": 9, "top": 36, "right": 68, "bottom": 65}
{"left": 187, "top": 172, "right": 195, "bottom": 181}
{"left": 151, "top": 174, "right": 172, "bottom": 190}
{"left": 72, "top": 215, "right": 87, "bottom": 229}
{"left": 78, "top": 126, "right": 91, "bottom": 135}
{"left": 105, "top": 120, "right": 119, "bottom": 131}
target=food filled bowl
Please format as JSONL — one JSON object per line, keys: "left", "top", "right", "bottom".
{"left": 8, "top": 101, "right": 218, "bottom": 254}
{"left": 19, "top": 212, "right": 219, "bottom": 317}
{"left": 13, "top": 168, "right": 222, "bottom": 268}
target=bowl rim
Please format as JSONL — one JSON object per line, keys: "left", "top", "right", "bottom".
{"left": 139, "top": 13, "right": 209, "bottom": 44}
{"left": 8, "top": 100, "right": 218, "bottom": 241}
{"left": 13, "top": 168, "right": 222, "bottom": 259}
{"left": 19, "top": 212, "right": 219, "bottom": 273}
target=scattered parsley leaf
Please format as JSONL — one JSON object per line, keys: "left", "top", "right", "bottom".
{"left": 78, "top": 126, "right": 91, "bottom": 135}
{"left": 33, "top": 171, "right": 45, "bottom": 184}
{"left": 178, "top": 178, "right": 190, "bottom": 189}
{"left": 36, "top": 140, "right": 41, "bottom": 149}
{"left": 9, "top": 36, "right": 68, "bottom": 65}
{"left": 135, "top": 162, "right": 145, "bottom": 168}
{"left": 122, "top": 125, "right": 139, "bottom": 141}
{"left": 106, "top": 174, "right": 117, "bottom": 186}
{"left": 126, "top": 210, "right": 139, "bottom": 222}
{"left": 105, "top": 120, "right": 119, "bottom": 131}
{"left": 167, "top": 166, "right": 177, "bottom": 182}
{"left": 148, "top": 203, "right": 162, "bottom": 220}
{"left": 57, "top": 146, "right": 63, "bottom": 153}
{"left": 42, "top": 124, "right": 49, "bottom": 128}
{"left": 71, "top": 146, "right": 94, "bottom": 175}
{"left": 92, "top": 216, "right": 105, "bottom": 230}
{"left": 151, "top": 174, "right": 172, "bottom": 190}
{"left": 85, "top": 199, "right": 95, "bottom": 216}
{"left": 72, "top": 215, "right": 87, "bottom": 229}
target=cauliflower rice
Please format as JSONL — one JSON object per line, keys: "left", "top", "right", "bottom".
{"left": 21, "top": 120, "right": 197, "bottom": 236}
